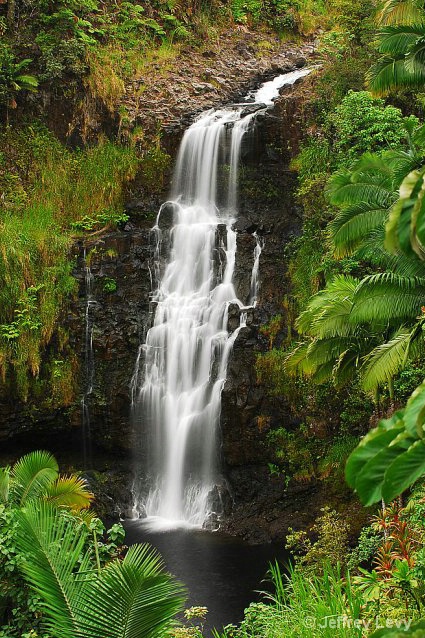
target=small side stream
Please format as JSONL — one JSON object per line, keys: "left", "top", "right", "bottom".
{"left": 124, "top": 521, "right": 289, "bottom": 635}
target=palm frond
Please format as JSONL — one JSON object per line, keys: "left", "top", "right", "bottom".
{"left": 11, "top": 450, "right": 58, "bottom": 506}
{"left": 376, "top": 0, "right": 425, "bottom": 26}
{"left": 385, "top": 167, "right": 425, "bottom": 259}
{"left": 376, "top": 24, "right": 425, "bottom": 56}
{"left": 309, "top": 277, "right": 358, "bottom": 338}
{"left": 351, "top": 273, "right": 425, "bottom": 323}
{"left": 15, "top": 501, "right": 91, "bottom": 638}
{"left": 368, "top": 55, "right": 425, "bottom": 95}
{"left": 305, "top": 337, "right": 357, "bottom": 368}
{"left": 330, "top": 204, "right": 388, "bottom": 257}
{"left": 361, "top": 329, "right": 413, "bottom": 392}
{"left": 328, "top": 181, "right": 395, "bottom": 208}
{"left": 297, "top": 276, "right": 359, "bottom": 336}
{"left": 333, "top": 350, "right": 361, "bottom": 387}
{"left": 310, "top": 360, "right": 337, "bottom": 384}
{"left": 77, "top": 544, "right": 185, "bottom": 638}
{"left": 406, "top": 37, "right": 425, "bottom": 71}
{"left": 384, "top": 251, "right": 425, "bottom": 277}
{"left": 284, "top": 342, "right": 312, "bottom": 375}
{"left": 44, "top": 475, "right": 94, "bottom": 511}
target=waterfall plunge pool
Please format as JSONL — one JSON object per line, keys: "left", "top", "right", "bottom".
{"left": 124, "top": 519, "right": 289, "bottom": 636}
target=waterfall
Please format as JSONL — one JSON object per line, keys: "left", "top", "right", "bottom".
{"left": 249, "top": 233, "right": 264, "bottom": 307}
{"left": 132, "top": 68, "right": 310, "bottom": 528}
{"left": 81, "top": 248, "right": 95, "bottom": 468}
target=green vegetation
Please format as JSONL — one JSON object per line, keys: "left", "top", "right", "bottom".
{"left": 239, "top": 1, "right": 425, "bottom": 636}
{"left": 6, "top": 0, "right": 425, "bottom": 636}
{"left": 0, "top": 451, "right": 185, "bottom": 637}
{"left": 0, "top": 124, "right": 138, "bottom": 399}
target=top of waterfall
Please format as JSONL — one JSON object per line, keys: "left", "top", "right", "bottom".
{"left": 250, "top": 67, "right": 311, "bottom": 106}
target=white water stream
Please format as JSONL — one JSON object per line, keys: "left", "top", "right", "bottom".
{"left": 132, "top": 68, "right": 309, "bottom": 528}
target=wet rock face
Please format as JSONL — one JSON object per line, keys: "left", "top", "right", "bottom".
{"left": 67, "top": 225, "right": 156, "bottom": 452}
{"left": 219, "top": 89, "right": 304, "bottom": 515}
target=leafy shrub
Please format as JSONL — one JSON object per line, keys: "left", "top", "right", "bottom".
{"left": 35, "top": 34, "right": 88, "bottom": 82}
{"left": 102, "top": 277, "right": 117, "bottom": 293}
{"left": 347, "top": 525, "right": 383, "bottom": 572}
{"left": 286, "top": 507, "right": 350, "bottom": 571}
{"left": 329, "top": 91, "right": 418, "bottom": 164}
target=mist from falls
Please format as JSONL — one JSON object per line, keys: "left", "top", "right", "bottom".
{"left": 131, "top": 68, "right": 309, "bottom": 529}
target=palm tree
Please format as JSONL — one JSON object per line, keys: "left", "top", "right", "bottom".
{"left": 0, "top": 450, "right": 93, "bottom": 510}
{"left": 0, "top": 452, "right": 186, "bottom": 636}
{"left": 376, "top": 0, "right": 425, "bottom": 26}
{"left": 15, "top": 501, "right": 185, "bottom": 638}
{"left": 326, "top": 150, "right": 418, "bottom": 258}
{"left": 285, "top": 143, "right": 425, "bottom": 398}
{"left": 285, "top": 273, "right": 425, "bottom": 398}
{"left": 367, "top": 0, "right": 425, "bottom": 96}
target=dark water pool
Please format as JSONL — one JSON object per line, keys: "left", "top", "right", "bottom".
{"left": 123, "top": 520, "right": 289, "bottom": 635}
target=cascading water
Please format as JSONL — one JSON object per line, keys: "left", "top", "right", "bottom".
{"left": 132, "top": 68, "right": 310, "bottom": 528}
{"left": 249, "top": 233, "right": 264, "bottom": 307}
{"left": 81, "top": 248, "right": 95, "bottom": 468}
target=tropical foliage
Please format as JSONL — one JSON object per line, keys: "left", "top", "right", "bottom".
{"left": 368, "top": 0, "right": 425, "bottom": 96}
{"left": 0, "top": 451, "right": 185, "bottom": 637}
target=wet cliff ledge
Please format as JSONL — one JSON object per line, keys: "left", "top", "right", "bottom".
{"left": 118, "top": 32, "right": 315, "bottom": 144}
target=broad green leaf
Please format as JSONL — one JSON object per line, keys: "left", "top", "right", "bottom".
{"left": 383, "top": 439, "right": 425, "bottom": 501}
{"left": 77, "top": 544, "right": 185, "bottom": 638}
{"left": 355, "top": 443, "right": 405, "bottom": 505}
{"left": 44, "top": 475, "right": 93, "bottom": 511}
{"left": 345, "top": 415, "right": 404, "bottom": 488}
{"left": 404, "top": 379, "right": 425, "bottom": 437}
{"left": 15, "top": 502, "right": 90, "bottom": 638}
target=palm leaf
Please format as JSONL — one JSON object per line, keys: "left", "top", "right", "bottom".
{"left": 330, "top": 204, "right": 388, "bottom": 257}
{"left": 351, "top": 273, "right": 425, "bottom": 323}
{"left": 44, "top": 475, "right": 94, "bottom": 511}
{"left": 11, "top": 450, "right": 58, "bottom": 505}
{"left": 383, "top": 251, "right": 425, "bottom": 277}
{"left": 284, "top": 342, "right": 312, "bottom": 374}
{"left": 296, "top": 276, "right": 359, "bottom": 335}
{"left": 368, "top": 55, "right": 425, "bottom": 95}
{"left": 361, "top": 329, "right": 414, "bottom": 392}
{"left": 15, "top": 501, "right": 91, "bottom": 638}
{"left": 385, "top": 167, "right": 425, "bottom": 259}
{"left": 333, "top": 349, "right": 362, "bottom": 387}
{"left": 309, "top": 277, "right": 358, "bottom": 338}
{"left": 77, "top": 544, "right": 185, "bottom": 638}
{"left": 376, "top": 24, "right": 425, "bottom": 56}
{"left": 376, "top": 0, "right": 425, "bottom": 26}
{"left": 306, "top": 337, "right": 357, "bottom": 368}
{"left": 406, "top": 35, "right": 425, "bottom": 71}
{"left": 310, "top": 360, "right": 337, "bottom": 384}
